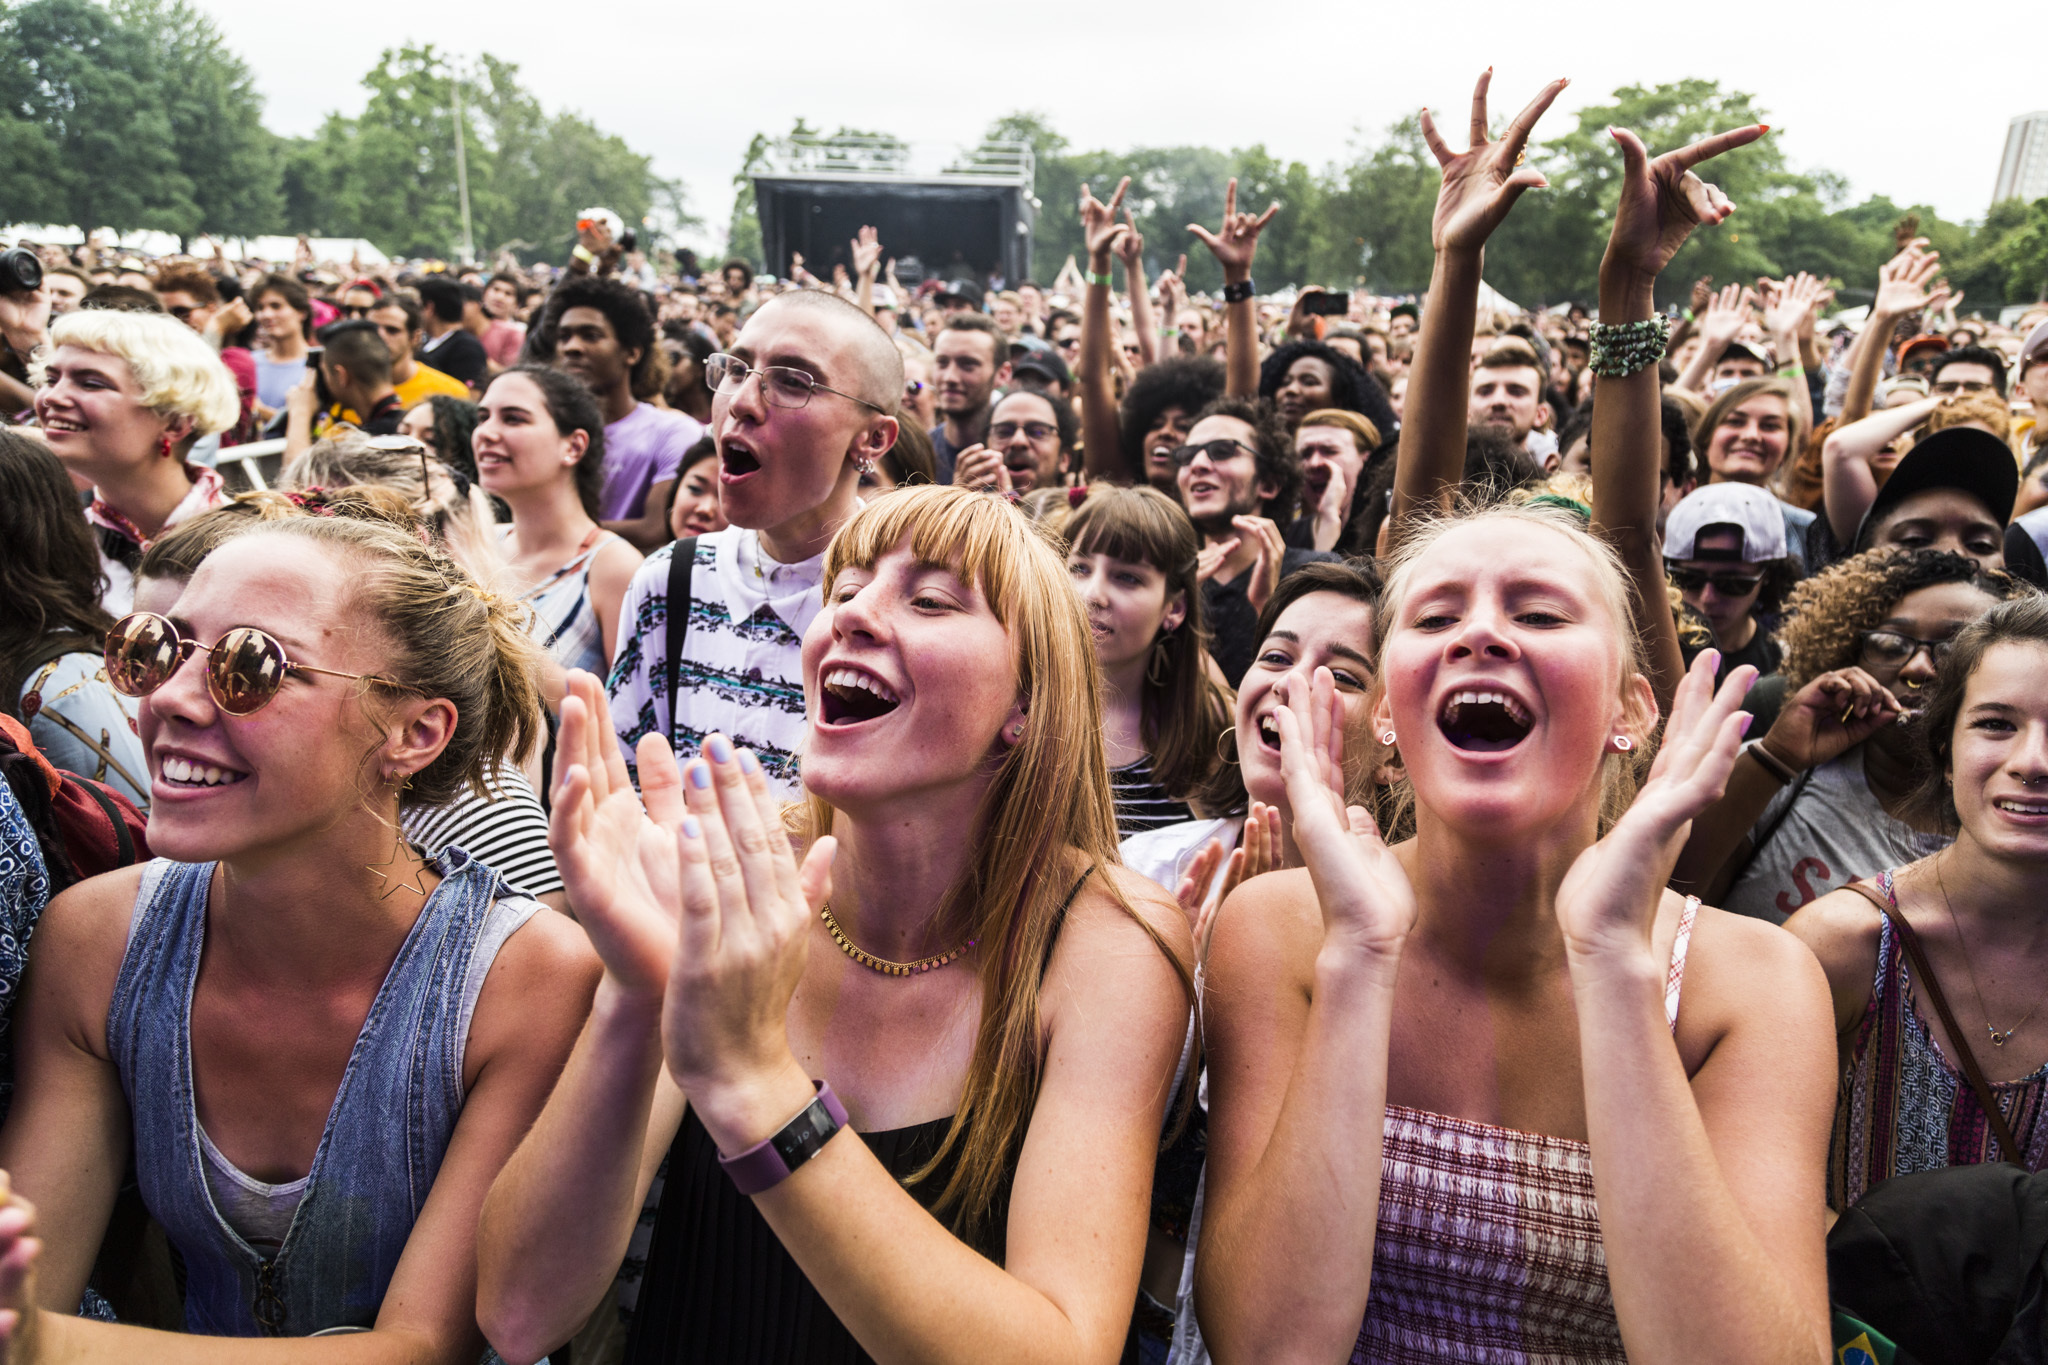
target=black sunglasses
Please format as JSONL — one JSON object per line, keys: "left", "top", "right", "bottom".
{"left": 1667, "top": 566, "right": 1764, "bottom": 596}
{"left": 1170, "top": 438, "right": 1259, "bottom": 467}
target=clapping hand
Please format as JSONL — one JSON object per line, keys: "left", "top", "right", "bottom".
{"left": 1175, "top": 801, "right": 1283, "bottom": 964}
{"left": 548, "top": 670, "right": 689, "bottom": 1003}
{"left": 1554, "top": 651, "right": 1751, "bottom": 962}
{"left": 1601, "top": 119, "right": 1764, "bottom": 284}
{"left": 952, "top": 443, "right": 1014, "bottom": 495}
{"left": 661, "top": 735, "right": 837, "bottom": 1103}
{"left": 1419, "top": 70, "right": 1568, "bottom": 255}
{"left": 1188, "top": 177, "right": 1279, "bottom": 283}
{"left": 1232, "top": 515, "right": 1288, "bottom": 613}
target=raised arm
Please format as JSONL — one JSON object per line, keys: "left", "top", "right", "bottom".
{"left": 1079, "top": 180, "right": 1135, "bottom": 485}
{"left": 850, "top": 226, "right": 882, "bottom": 319}
{"left": 1839, "top": 240, "right": 1941, "bottom": 426}
{"left": 1591, "top": 121, "right": 1766, "bottom": 710}
{"left": 1821, "top": 395, "right": 1941, "bottom": 542}
{"left": 1189, "top": 178, "right": 1278, "bottom": 399}
{"left": 1390, "top": 70, "right": 1567, "bottom": 548}
{"left": 1672, "top": 283, "right": 1751, "bottom": 396}
{"left": 1115, "top": 213, "right": 1159, "bottom": 369}
{"left": 1761, "top": 272, "right": 1822, "bottom": 434}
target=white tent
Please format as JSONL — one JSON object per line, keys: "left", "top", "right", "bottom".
{"left": 4, "top": 225, "right": 388, "bottom": 268}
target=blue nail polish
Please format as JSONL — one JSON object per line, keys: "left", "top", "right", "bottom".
{"left": 689, "top": 762, "right": 712, "bottom": 790}
{"left": 739, "top": 750, "right": 760, "bottom": 774}
{"left": 682, "top": 815, "right": 702, "bottom": 839}
{"left": 706, "top": 734, "right": 732, "bottom": 764}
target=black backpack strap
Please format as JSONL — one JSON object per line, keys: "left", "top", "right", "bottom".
{"left": 663, "top": 538, "right": 699, "bottom": 743}
{"left": 73, "top": 779, "right": 136, "bottom": 866}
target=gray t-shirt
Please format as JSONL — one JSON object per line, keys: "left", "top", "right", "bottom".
{"left": 1722, "top": 745, "right": 1948, "bottom": 923}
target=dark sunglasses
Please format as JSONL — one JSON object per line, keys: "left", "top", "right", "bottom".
{"left": 166, "top": 304, "right": 196, "bottom": 322}
{"left": 1667, "top": 566, "right": 1763, "bottom": 595}
{"left": 340, "top": 304, "right": 374, "bottom": 318}
{"left": 104, "top": 612, "right": 406, "bottom": 717}
{"left": 1170, "top": 438, "right": 1259, "bottom": 467}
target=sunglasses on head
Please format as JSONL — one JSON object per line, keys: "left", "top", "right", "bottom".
{"left": 1170, "top": 438, "right": 1259, "bottom": 467}
{"left": 1666, "top": 566, "right": 1763, "bottom": 595}
{"left": 104, "top": 612, "right": 406, "bottom": 717}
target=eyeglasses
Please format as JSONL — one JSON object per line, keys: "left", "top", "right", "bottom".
{"left": 166, "top": 304, "right": 195, "bottom": 322}
{"left": 1054, "top": 337, "right": 1081, "bottom": 353}
{"left": 705, "top": 352, "right": 886, "bottom": 413}
{"left": 990, "top": 420, "right": 1057, "bottom": 443}
{"left": 904, "top": 380, "right": 924, "bottom": 397}
{"left": 1860, "top": 629, "right": 1954, "bottom": 669}
{"left": 1667, "top": 566, "right": 1764, "bottom": 596}
{"left": 1930, "top": 378, "right": 1993, "bottom": 396}
{"left": 104, "top": 612, "right": 408, "bottom": 717}
{"left": 340, "top": 304, "right": 373, "bottom": 319}
{"left": 1169, "top": 438, "right": 1259, "bottom": 467}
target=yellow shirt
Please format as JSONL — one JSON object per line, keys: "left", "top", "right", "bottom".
{"left": 327, "top": 363, "right": 472, "bottom": 426}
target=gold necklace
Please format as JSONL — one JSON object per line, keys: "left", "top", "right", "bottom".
{"left": 819, "top": 902, "right": 977, "bottom": 977}
{"left": 1934, "top": 855, "right": 2043, "bottom": 1048}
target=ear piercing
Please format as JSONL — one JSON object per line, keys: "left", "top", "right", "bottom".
{"left": 1380, "top": 730, "right": 1397, "bottom": 746}
{"left": 1613, "top": 735, "right": 1634, "bottom": 752}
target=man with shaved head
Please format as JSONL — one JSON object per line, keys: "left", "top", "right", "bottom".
{"left": 607, "top": 288, "right": 900, "bottom": 797}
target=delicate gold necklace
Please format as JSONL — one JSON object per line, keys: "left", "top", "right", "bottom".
{"left": 819, "top": 902, "right": 977, "bottom": 977}
{"left": 1934, "top": 855, "right": 2043, "bottom": 1048}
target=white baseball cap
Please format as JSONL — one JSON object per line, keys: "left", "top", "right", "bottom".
{"left": 1665, "top": 483, "right": 1789, "bottom": 561}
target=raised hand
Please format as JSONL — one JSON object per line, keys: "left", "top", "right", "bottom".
{"left": 1113, "top": 208, "right": 1146, "bottom": 269}
{"left": 1873, "top": 239, "right": 1942, "bottom": 318}
{"left": 1188, "top": 177, "right": 1279, "bottom": 283}
{"left": 952, "top": 442, "right": 1005, "bottom": 492}
{"left": 1081, "top": 179, "right": 1132, "bottom": 263}
{"left": 662, "top": 735, "right": 837, "bottom": 1098}
{"left": 1555, "top": 651, "right": 1753, "bottom": 961}
{"left": 850, "top": 225, "right": 883, "bottom": 280}
{"left": 1195, "top": 536, "right": 1242, "bottom": 582}
{"left": 1156, "top": 254, "right": 1189, "bottom": 316}
{"left": 1696, "top": 282, "right": 1753, "bottom": 353}
{"left": 1764, "top": 272, "right": 1826, "bottom": 345}
{"left": 1601, "top": 119, "right": 1765, "bottom": 283}
{"left": 1689, "top": 275, "right": 1715, "bottom": 314}
{"left": 1177, "top": 802, "right": 1283, "bottom": 964}
{"left": 1275, "top": 668, "right": 1416, "bottom": 960}
{"left": 1757, "top": 666, "right": 1901, "bottom": 772}
{"left": 1419, "top": 70, "right": 1568, "bottom": 255}
{"left": 1232, "top": 515, "right": 1288, "bottom": 613}
{"left": 548, "top": 670, "right": 686, "bottom": 1002}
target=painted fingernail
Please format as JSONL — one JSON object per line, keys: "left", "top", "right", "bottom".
{"left": 682, "top": 815, "right": 702, "bottom": 839}
{"left": 706, "top": 734, "right": 732, "bottom": 763}
{"left": 1739, "top": 713, "right": 1755, "bottom": 736}
{"left": 739, "top": 751, "right": 760, "bottom": 774}
{"left": 689, "top": 761, "right": 711, "bottom": 790}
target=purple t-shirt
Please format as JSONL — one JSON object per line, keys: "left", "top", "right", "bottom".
{"left": 601, "top": 403, "right": 704, "bottom": 522}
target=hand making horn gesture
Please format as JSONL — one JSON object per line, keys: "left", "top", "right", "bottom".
{"left": 1418, "top": 69, "right": 1569, "bottom": 254}
{"left": 1601, "top": 115, "right": 1767, "bottom": 283}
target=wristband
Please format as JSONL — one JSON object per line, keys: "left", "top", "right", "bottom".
{"left": 1587, "top": 315, "right": 1671, "bottom": 378}
{"left": 571, "top": 244, "right": 596, "bottom": 266}
{"left": 1221, "top": 279, "right": 1255, "bottom": 305}
{"left": 1742, "top": 739, "right": 1799, "bottom": 786}
{"left": 1778, "top": 363, "right": 1803, "bottom": 379}
{"left": 717, "top": 1080, "right": 848, "bottom": 1195}
{"left": 1087, "top": 270, "right": 1114, "bottom": 288}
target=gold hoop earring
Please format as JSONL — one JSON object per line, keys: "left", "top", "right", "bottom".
{"left": 1214, "top": 726, "right": 1239, "bottom": 766}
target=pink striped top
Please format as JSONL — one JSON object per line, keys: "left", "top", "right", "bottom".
{"left": 1352, "top": 896, "right": 1698, "bottom": 1363}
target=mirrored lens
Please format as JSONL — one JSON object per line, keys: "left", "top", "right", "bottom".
{"left": 104, "top": 613, "right": 181, "bottom": 697}
{"left": 208, "top": 628, "right": 290, "bottom": 715}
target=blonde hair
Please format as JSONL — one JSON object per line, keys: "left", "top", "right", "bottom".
{"left": 40, "top": 308, "right": 240, "bottom": 435}
{"left": 1298, "top": 407, "right": 1382, "bottom": 451}
{"left": 797, "top": 485, "right": 1190, "bottom": 1238}
{"left": 281, "top": 429, "right": 508, "bottom": 590}
{"left": 1371, "top": 499, "right": 1652, "bottom": 832}
{"left": 222, "top": 518, "right": 546, "bottom": 808}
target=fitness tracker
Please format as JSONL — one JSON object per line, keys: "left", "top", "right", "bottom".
{"left": 716, "top": 1080, "right": 848, "bottom": 1195}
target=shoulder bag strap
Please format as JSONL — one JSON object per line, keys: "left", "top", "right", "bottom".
{"left": 663, "top": 537, "right": 699, "bottom": 743}
{"left": 1847, "top": 880, "right": 2025, "bottom": 1162}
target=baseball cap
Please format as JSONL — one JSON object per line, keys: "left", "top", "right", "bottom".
{"left": 2020, "top": 320, "right": 2048, "bottom": 371}
{"left": 870, "top": 284, "right": 899, "bottom": 311}
{"left": 1857, "top": 427, "right": 2018, "bottom": 546}
{"left": 1897, "top": 335, "right": 1949, "bottom": 366}
{"left": 1665, "top": 483, "right": 1790, "bottom": 561}
{"left": 1011, "top": 347, "right": 1072, "bottom": 388}
{"left": 1719, "top": 339, "right": 1775, "bottom": 369}
{"left": 938, "top": 280, "right": 985, "bottom": 308}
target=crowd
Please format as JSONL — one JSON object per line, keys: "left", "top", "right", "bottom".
{"left": 2, "top": 68, "right": 2048, "bottom": 1365}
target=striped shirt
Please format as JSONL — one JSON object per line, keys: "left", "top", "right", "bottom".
{"left": 1110, "top": 755, "right": 1194, "bottom": 839}
{"left": 606, "top": 529, "right": 820, "bottom": 799}
{"left": 401, "top": 763, "right": 563, "bottom": 897}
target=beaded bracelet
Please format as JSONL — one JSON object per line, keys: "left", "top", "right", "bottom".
{"left": 1587, "top": 315, "right": 1671, "bottom": 378}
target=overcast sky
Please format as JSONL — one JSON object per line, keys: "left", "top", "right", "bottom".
{"left": 198, "top": 0, "right": 2036, "bottom": 252}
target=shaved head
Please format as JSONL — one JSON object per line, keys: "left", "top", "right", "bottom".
{"left": 756, "top": 289, "right": 903, "bottom": 410}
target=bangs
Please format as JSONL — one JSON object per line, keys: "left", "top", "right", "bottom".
{"left": 1063, "top": 486, "right": 1199, "bottom": 579}
{"left": 825, "top": 486, "right": 1044, "bottom": 624}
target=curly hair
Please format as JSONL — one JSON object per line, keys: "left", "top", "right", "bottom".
{"left": 1190, "top": 394, "right": 1301, "bottom": 525}
{"left": 1775, "top": 548, "right": 2020, "bottom": 690}
{"left": 528, "top": 273, "right": 660, "bottom": 396}
{"left": 1257, "top": 340, "right": 1398, "bottom": 439}
{"left": 1117, "top": 356, "right": 1225, "bottom": 473}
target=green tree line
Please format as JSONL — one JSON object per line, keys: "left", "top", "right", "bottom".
{"left": 1, "top": 0, "right": 678, "bottom": 260}
{"left": 734, "top": 87, "right": 2048, "bottom": 309}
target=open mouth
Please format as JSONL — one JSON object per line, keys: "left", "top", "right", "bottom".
{"left": 721, "top": 439, "right": 761, "bottom": 476}
{"left": 1256, "top": 712, "right": 1281, "bottom": 751}
{"left": 159, "top": 755, "right": 249, "bottom": 789}
{"left": 1437, "top": 689, "right": 1533, "bottom": 753}
{"left": 819, "top": 667, "right": 900, "bottom": 726}
{"left": 41, "top": 417, "right": 86, "bottom": 433}
{"left": 1994, "top": 798, "right": 2048, "bottom": 817}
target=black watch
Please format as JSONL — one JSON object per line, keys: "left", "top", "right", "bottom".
{"left": 1221, "top": 278, "right": 1255, "bottom": 305}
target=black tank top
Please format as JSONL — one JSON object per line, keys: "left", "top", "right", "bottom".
{"left": 623, "top": 868, "right": 1092, "bottom": 1365}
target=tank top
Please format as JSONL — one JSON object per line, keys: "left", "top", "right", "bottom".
{"left": 1829, "top": 869, "right": 2048, "bottom": 1211}
{"left": 518, "top": 527, "right": 622, "bottom": 678}
{"left": 105, "top": 849, "right": 539, "bottom": 1337}
{"left": 1352, "top": 896, "right": 1699, "bottom": 1364}
{"left": 622, "top": 868, "right": 1093, "bottom": 1365}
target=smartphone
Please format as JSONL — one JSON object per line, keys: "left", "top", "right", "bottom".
{"left": 1303, "top": 291, "right": 1350, "bottom": 317}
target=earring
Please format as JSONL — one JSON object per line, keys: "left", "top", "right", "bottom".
{"left": 365, "top": 828, "right": 428, "bottom": 901}
{"left": 1147, "top": 631, "right": 1172, "bottom": 688}
{"left": 1380, "top": 730, "right": 1397, "bottom": 746}
{"left": 854, "top": 456, "right": 876, "bottom": 474}
{"left": 1613, "top": 735, "right": 1634, "bottom": 752}
{"left": 1214, "top": 727, "right": 1239, "bottom": 766}
{"left": 157, "top": 432, "right": 175, "bottom": 460}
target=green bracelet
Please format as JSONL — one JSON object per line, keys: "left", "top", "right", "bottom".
{"left": 1087, "top": 270, "right": 1114, "bottom": 288}
{"left": 1587, "top": 315, "right": 1672, "bottom": 378}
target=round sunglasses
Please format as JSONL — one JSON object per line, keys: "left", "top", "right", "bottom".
{"left": 104, "top": 612, "right": 407, "bottom": 717}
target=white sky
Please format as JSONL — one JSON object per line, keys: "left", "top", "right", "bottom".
{"left": 198, "top": 0, "right": 2035, "bottom": 252}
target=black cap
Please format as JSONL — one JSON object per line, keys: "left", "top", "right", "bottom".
{"left": 939, "top": 280, "right": 985, "bottom": 307}
{"left": 1855, "top": 426, "right": 2019, "bottom": 548}
{"left": 1009, "top": 337, "right": 1071, "bottom": 387}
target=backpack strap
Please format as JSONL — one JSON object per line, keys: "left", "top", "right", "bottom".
{"left": 663, "top": 537, "right": 699, "bottom": 743}
{"left": 1845, "top": 878, "right": 2025, "bottom": 1163}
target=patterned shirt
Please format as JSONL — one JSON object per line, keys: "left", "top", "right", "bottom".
{"left": 606, "top": 528, "right": 822, "bottom": 798}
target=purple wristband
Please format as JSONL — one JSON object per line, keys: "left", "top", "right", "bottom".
{"left": 716, "top": 1081, "right": 848, "bottom": 1195}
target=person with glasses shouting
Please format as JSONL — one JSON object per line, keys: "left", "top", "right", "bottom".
{"left": 0, "top": 508, "right": 598, "bottom": 1359}
{"left": 1674, "top": 547, "right": 2024, "bottom": 921}
{"left": 1664, "top": 483, "right": 1803, "bottom": 684}
{"left": 605, "top": 288, "right": 899, "bottom": 800}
